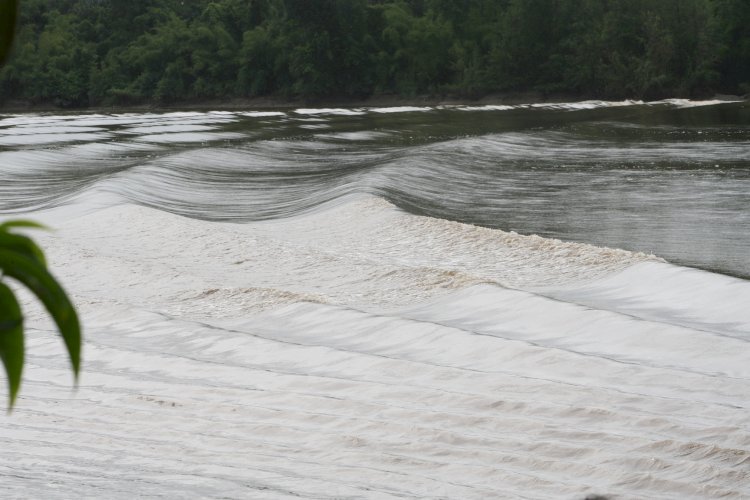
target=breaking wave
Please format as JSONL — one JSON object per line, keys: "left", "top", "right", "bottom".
{"left": 1, "top": 100, "right": 749, "bottom": 498}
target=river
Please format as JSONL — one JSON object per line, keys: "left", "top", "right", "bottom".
{"left": 2, "top": 99, "right": 749, "bottom": 277}
{"left": 1, "top": 100, "right": 749, "bottom": 498}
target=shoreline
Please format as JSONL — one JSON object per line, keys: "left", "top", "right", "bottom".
{"left": 1, "top": 92, "right": 746, "bottom": 114}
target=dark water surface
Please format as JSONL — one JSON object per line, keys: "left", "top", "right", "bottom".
{"left": 1, "top": 100, "right": 748, "bottom": 278}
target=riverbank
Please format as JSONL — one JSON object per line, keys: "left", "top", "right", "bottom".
{"left": 0, "top": 92, "right": 559, "bottom": 113}
{"left": 1, "top": 92, "right": 746, "bottom": 113}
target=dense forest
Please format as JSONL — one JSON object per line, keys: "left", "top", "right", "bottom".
{"left": 0, "top": 0, "right": 748, "bottom": 107}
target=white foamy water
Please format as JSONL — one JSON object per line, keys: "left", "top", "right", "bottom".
{"left": 2, "top": 192, "right": 748, "bottom": 499}
{"left": 1, "top": 101, "right": 748, "bottom": 498}
{"left": 238, "top": 111, "right": 288, "bottom": 117}
{"left": 369, "top": 106, "right": 433, "bottom": 113}
{"left": 653, "top": 98, "right": 745, "bottom": 108}
{"left": 295, "top": 108, "right": 366, "bottom": 116}
{"left": 452, "top": 100, "right": 645, "bottom": 112}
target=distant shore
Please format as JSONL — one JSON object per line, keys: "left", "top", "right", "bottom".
{"left": 1, "top": 92, "right": 746, "bottom": 113}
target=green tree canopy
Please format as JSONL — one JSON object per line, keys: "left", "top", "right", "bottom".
{"left": 0, "top": 0, "right": 747, "bottom": 106}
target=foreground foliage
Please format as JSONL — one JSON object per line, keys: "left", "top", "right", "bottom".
{"left": 0, "top": 221, "right": 81, "bottom": 408}
{"left": 0, "top": 0, "right": 748, "bottom": 106}
{"left": 0, "top": 0, "right": 81, "bottom": 409}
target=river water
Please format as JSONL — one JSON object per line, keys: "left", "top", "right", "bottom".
{"left": 1, "top": 99, "right": 749, "bottom": 277}
{"left": 1, "top": 100, "right": 749, "bottom": 499}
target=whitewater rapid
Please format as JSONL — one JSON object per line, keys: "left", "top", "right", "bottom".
{"left": 1, "top": 192, "right": 748, "bottom": 499}
{"left": 2, "top": 100, "right": 749, "bottom": 277}
{"left": 1, "top": 101, "right": 749, "bottom": 498}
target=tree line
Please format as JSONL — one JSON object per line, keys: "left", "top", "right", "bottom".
{"left": 0, "top": 0, "right": 748, "bottom": 107}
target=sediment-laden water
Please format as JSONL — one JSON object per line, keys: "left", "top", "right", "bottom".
{"left": 1, "top": 99, "right": 748, "bottom": 276}
{"left": 1, "top": 100, "right": 749, "bottom": 499}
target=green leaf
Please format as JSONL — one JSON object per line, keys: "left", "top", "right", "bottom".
{"left": 0, "top": 281, "right": 23, "bottom": 409}
{"left": 0, "top": 250, "right": 80, "bottom": 379}
{"left": 0, "top": 232, "right": 47, "bottom": 267}
{"left": 0, "top": 220, "right": 48, "bottom": 232}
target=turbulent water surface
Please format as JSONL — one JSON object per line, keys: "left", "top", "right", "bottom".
{"left": 2, "top": 99, "right": 749, "bottom": 276}
{"left": 1, "top": 100, "right": 749, "bottom": 499}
